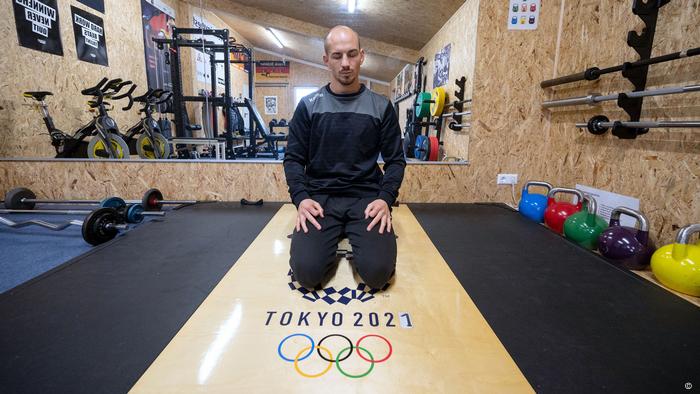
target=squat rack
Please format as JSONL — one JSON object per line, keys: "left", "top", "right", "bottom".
{"left": 153, "top": 27, "right": 256, "bottom": 158}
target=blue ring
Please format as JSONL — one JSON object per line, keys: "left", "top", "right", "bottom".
{"left": 278, "top": 333, "right": 315, "bottom": 362}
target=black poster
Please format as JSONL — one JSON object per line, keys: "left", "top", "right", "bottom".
{"left": 141, "top": 0, "right": 175, "bottom": 91}
{"left": 70, "top": 6, "right": 108, "bottom": 66}
{"left": 12, "top": 0, "right": 63, "bottom": 56}
{"left": 77, "top": 0, "right": 105, "bottom": 14}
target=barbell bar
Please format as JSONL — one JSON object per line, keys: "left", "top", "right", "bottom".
{"left": 542, "top": 84, "right": 700, "bottom": 108}
{"left": 577, "top": 115, "right": 700, "bottom": 134}
{"left": 0, "top": 209, "right": 165, "bottom": 217}
{"left": 2, "top": 187, "right": 195, "bottom": 211}
{"left": 541, "top": 46, "right": 700, "bottom": 88}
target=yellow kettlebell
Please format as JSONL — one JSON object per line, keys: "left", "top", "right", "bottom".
{"left": 650, "top": 224, "right": 700, "bottom": 296}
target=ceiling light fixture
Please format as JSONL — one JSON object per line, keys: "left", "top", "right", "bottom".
{"left": 347, "top": 0, "right": 356, "bottom": 13}
{"left": 265, "top": 27, "right": 284, "bottom": 49}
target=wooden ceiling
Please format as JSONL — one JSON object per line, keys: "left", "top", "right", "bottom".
{"left": 190, "top": 0, "right": 465, "bottom": 82}
{"left": 226, "top": 0, "right": 467, "bottom": 50}
{"left": 218, "top": 12, "right": 408, "bottom": 82}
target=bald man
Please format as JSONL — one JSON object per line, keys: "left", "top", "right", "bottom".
{"left": 283, "top": 25, "right": 406, "bottom": 290}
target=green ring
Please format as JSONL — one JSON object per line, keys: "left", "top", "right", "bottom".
{"left": 335, "top": 346, "right": 374, "bottom": 378}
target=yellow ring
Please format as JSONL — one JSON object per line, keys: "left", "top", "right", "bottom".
{"left": 293, "top": 345, "right": 333, "bottom": 378}
{"left": 430, "top": 86, "right": 446, "bottom": 117}
{"left": 92, "top": 138, "right": 125, "bottom": 158}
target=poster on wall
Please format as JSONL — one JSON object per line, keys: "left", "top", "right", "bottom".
{"left": 401, "top": 63, "right": 414, "bottom": 95}
{"left": 77, "top": 0, "right": 105, "bottom": 14}
{"left": 255, "top": 61, "right": 289, "bottom": 81}
{"left": 433, "top": 43, "right": 451, "bottom": 88}
{"left": 71, "top": 6, "right": 108, "bottom": 66}
{"left": 12, "top": 0, "right": 63, "bottom": 56}
{"left": 395, "top": 71, "right": 403, "bottom": 98}
{"left": 264, "top": 96, "right": 278, "bottom": 115}
{"left": 192, "top": 15, "right": 226, "bottom": 85}
{"left": 508, "top": 0, "right": 540, "bottom": 30}
{"left": 231, "top": 51, "right": 250, "bottom": 73}
{"left": 141, "top": 0, "right": 175, "bottom": 91}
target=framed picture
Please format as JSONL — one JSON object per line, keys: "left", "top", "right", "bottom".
{"left": 433, "top": 43, "right": 451, "bottom": 88}
{"left": 264, "top": 96, "right": 278, "bottom": 115}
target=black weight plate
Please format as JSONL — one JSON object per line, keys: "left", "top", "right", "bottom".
{"left": 5, "top": 187, "right": 37, "bottom": 210}
{"left": 142, "top": 188, "right": 164, "bottom": 211}
{"left": 82, "top": 207, "right": 120, "bottom": 246}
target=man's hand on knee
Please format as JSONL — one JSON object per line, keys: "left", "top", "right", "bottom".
{"left": 296, "top": 198, "right": 324, "bottom": 233}
{"left": 365, "top": 199, "right": 391, "bottom": 234}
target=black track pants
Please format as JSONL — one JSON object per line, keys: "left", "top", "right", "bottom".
{"left": 289, "top": 195, "right": 396, "bottom": 289}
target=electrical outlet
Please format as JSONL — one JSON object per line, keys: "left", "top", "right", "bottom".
{"left": 497, "top": 173, "right": 518, "bottom": 185}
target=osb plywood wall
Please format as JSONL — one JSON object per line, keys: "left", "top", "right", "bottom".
{"left": 0, "top": 0, "right": 256, "bottom": 152}
{"left": 0, "top": 0, "right": 180, "bottom": 158}
{"left": 417, "top": 0, "right": 480, "bottom": 161}
{"left": 469, "top": 0, "right": 699, "bottom": 245}
{"left": 0, "top": 160, "right": 470, "bottom": 203}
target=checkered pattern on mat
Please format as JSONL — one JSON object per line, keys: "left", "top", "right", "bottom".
{"left": 287, "top": 269, "right": 390, "bottom": 305}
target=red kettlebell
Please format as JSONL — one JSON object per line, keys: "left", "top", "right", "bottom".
{"left": 544, "top": 187, "right": 584, "bottom": 234}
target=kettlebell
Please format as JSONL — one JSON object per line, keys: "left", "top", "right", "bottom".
{"left": 563, "top": 195, "right": 607, "bottom": 249}
{"left": 518, "top": 180, "right": 553, "bottom": 223}
{"left": 598, "top": 207, "right": 655, "bottom": 270}
{"left": 651, "top": 224, "right": 700, "bottom": 296}
{"left": 544, "top": 187, "right": 583, "bottom": 234}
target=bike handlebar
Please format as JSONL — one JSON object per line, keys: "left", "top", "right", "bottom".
{"left": 80, "top": 77, "right": 109, "bottom": 96}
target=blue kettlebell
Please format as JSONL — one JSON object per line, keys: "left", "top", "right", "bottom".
{"left": 519, "top": 181, "right": 553, "bottom": 222}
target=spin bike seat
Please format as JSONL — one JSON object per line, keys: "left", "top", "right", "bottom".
{"left": 23, "top": 91, "right": 53, "bottom": 101}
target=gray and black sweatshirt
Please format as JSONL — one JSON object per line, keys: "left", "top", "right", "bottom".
{"left": 283, "top": 84, "right": 406, "bottom": 207}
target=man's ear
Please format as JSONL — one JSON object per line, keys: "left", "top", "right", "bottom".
{"left": 359, "top": 48, "right": 365, "bottom": 65}
{"left": 323, "top": 54, "right": 329, "bottom": 66}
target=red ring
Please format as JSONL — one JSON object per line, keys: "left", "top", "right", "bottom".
{"left": 148, "top": 196, "right": 158, "bottom": 206}
{"left": 355, "top": 334, "right": 392, "bottom": 363}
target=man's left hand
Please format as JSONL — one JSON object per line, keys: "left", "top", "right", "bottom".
{"left": 364, "top": 199, "right": 392, "bottom": 234}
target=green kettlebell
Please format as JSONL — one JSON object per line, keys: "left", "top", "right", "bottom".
{"left": 563, "top": 194, "right": 607, "bottom": 249}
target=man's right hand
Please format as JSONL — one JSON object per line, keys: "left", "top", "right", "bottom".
{"left": 296, "top": 198, "right": 324, "bottom": 233}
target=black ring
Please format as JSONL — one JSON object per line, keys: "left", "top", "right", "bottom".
{"left": 317, "top": 334, "right": 353, "bottom": 362}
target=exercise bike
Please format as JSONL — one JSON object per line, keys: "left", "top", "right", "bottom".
{"left": 24, "top": 78, "right": 134, "bottom": 159}
{"left": 121, "top": 88, "right": 172, "bottom": 159}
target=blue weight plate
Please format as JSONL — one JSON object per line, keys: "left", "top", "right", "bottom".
{"left": 100, "top": 197, "right": 126, "bottom": 209}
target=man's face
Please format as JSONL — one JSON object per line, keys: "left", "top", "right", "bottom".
{"left": 323, "top": 34, "right": 365, "bottom": 86}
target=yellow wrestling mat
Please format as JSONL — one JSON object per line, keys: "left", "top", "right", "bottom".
{"left": 130, "top": 205, "right": 533, "bottom": 393}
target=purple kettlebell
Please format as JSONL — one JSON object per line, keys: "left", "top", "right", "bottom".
{"left": 597, "top": 207, "right": 656, "bottom": 270}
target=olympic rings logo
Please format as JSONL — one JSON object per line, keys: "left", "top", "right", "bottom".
{"left": 277, "top": 333, "right": 393, "bottom": 378}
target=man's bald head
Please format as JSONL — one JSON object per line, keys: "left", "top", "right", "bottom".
{"left": 324, "top": 25, "right": 361, "bottom": 54}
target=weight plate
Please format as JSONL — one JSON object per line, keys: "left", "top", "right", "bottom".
{"left": 100, "top": 197, "right": 126, "bottom": 209}
{"left": 587, "top": 115, "right": 610, "bottom": 135}
{"left": 414, "top": 135, "right": 427, "bottom": 161}
{"left": 142, "top": 188, "right": 164, "bottom": 211}
{"left": 430, "top": 87, "right": 447, "bottom": 117}
{"left": 428, "top": 136, "right": 439, "bottom": 161}
{"left": 414, "top": 92, "right": 431, "bottom": 118}
{"left": 126, "top": 204, "right": 145, "bottom": 223}
{"left": 87, "top": 133, "right": 131, "bottom": 159}
{"left": 403, "top": 129, "right": 415, "bottom": 158}
{"left": 5, "top": 187, "right": 36, "bottom": 210}
{"left": 137, "top": 132, "right": 171, "bottom": 159}
{"left": 82, "top": 207, "right": 120, "bottom": 246}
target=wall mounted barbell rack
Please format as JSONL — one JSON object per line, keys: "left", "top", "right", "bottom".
{"left": 577, "top": 115, "right": 700, "bottom": 135}
{"left": 542, "top": 84, "right": 700, "bottom": 108}
{"left": 540, "top": 46, "right": 699, "bottom": 89}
